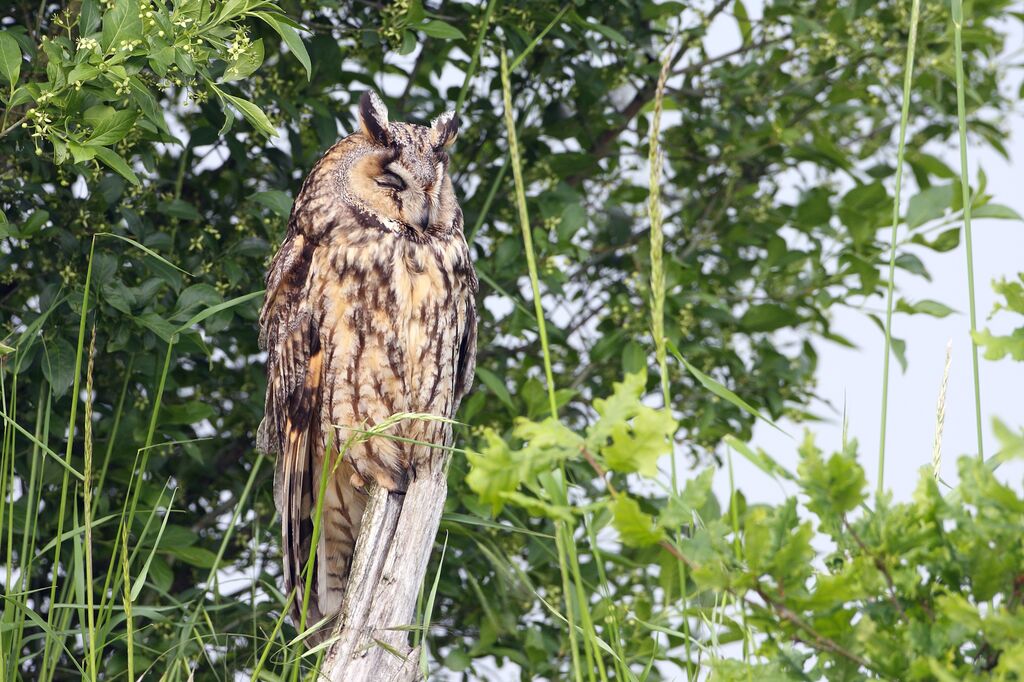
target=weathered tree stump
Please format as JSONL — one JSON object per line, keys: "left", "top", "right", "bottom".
{"left": 321, "top": 458, "right": 449, "bottom": 681}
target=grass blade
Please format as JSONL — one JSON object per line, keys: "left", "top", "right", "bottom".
{"left": 951, "top": 0, "right": 984, "bottom": 459}
{"left": 877, "top": 0, "right": 922, "bottom": 494}
{"left": 668, "top": 340, "right": 788, "bottom": 437}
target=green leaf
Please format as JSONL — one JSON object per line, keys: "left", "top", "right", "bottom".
{"left": 158, "top": 199, "right": 202, "bottom": 221}
{"left": 602, "top": 406, "right": 676, "bottom": 478}
{"left": 465, "top": 419, "right": 581, "bottom": 515}
{"left": 741, "top": 303, "right": 800, "bottom": 332}
{"left": 212, "top": 0, "right": 248, "bottom": 23}
{"left": 497, "top": 491, "right": 573, "bottom": 522}
{"left": 148, "top": 45, "right": 176, "bottom": 76}
{"left": 94, "top": 146, "right": 140, "bottom": 186}
{"left": 797, "top": 434, "right": 867, "bottom": 519}
{"left": 660, "top": 468, "right": 716, "bottom": 529}
{"left": 131, "top": 488, "right": 177, "bottom": 601}
{"left": 587, "top": 371, "right": 647, "bottom": 450}
{"left": 9, "top": 85, "right": 31, "bottom": 107}
{"left": 744, "top": 498, "right": 814, "bottom": 584}
{"left": 838, "top": 182, "right": 889, "bottom": 243}
{"left": 971, "top": 203, "right": 1022, "bottom": 221}
{"left": 217, "top": 105, "right": 235, "bottom": 136}
{"left": 895, "top": 252, "right": 931, "bottom": 280}
{"left": 973, "top": 328, "right": 1024, "bottom": 361}
{"left": 222, "top": 38, "right": 264, "bottom": 82}
{"left": 895, "top": 298, "right": 956, "bottom": 318}
{"left": 249, "top": 190, "right": 293, "bottom": 217}
{"left": 174, "top": 284, "right": 221, "bottom": 319}
{"left": 891, "top": 335, "right": 907, "bottom": 372}
{"left": 67, "top": 63, "right": 100, "bottom": 84}
{"left": 97, "top": 232, "right": 191, "bottom": 276}
{"left": 734, "top": 0, "right": 752, "bottom": 43}
{"left": 21, "top": 209, "right": 50, "bottom": 237}
{"left": 906, "top": 184, "right": 952, "bottom": 228}
{"left": 583, "top": 19, "right": 628, "bottom": 46}
{"left": 134, "top": 311, "right": 178, "bottom": 342}
{"left": 0, "top": 31, "right": 23, "bottom": 85}
{"left": 174, "top": 289, "right": 264, "bottom": 335}
{"left": 406, "top": 0, "right": 426, "bottom": 23}
{"left": 475, "top": 366, "right": 515, "bottom": 410}
{"left": 907, "top": 151, "right": 955, "bottom": 179}
{"left": 168, "top": 546, "right": 219, "bottom": 568}
{"left": 41, "top": 336, "right": 77, "bottom": 397}
{"left": 867, "top": 314, "right": 908, "bottom": 372}
{"left": 912, "top": 226, "right": 960, "bottom": 252}
{"left": 418, "top": 19, "right": 466, "bottom": 40}
{"left": 257, "top": 13, "right": 312, "bottom": 80}
{"left": 101, "top": 0, "right": 142, "bottom": 52}
{"left": 399, "top": 30, "right": 416, "bottom": 56}
{"left": 160, "top": 401, "right": 216, "bottom": 425}
{"left": 611, "top": 496, "right": 665, "bottom": 547}
{"left": 993, "top": 275, "right": 1024, "bottom": 313}
{"left": 80, "top": 0, "right": 102, "bottom": 34}
{"left": 465, "top": 429, "right": 524, "bottom": 514}
{"left": 223, "top": 93, "right": 276, "bottom": 137}
{"left": 516, "top": 416, "right": 583, "bottom": 447}
{"left": 85, "top": 109, "right": 138, "bottom": 146}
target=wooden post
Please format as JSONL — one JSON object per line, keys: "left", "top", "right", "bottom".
{"left": 321, "top": 458, "right": 449, "bottom": 681}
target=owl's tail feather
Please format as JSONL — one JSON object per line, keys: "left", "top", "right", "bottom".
{"left": 314, "top": 458, "right": 368, "bottom": 625}
{"left": 277, "top": 419, "right": 323, "bottom": 640}
{"left": 278, "top": 424, "right": 368, "bottom": 647}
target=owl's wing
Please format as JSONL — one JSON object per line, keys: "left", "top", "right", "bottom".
{"left": 452, "top": 273, "right": 478, "bottom": 414}
{"left": 257, "top": 233, "right": 327, "bottom": 631}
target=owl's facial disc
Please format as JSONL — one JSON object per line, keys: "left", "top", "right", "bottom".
{"left": 349, "top": 151, "right": 444, "bottom": 234}
{"left": 348, "top": 91, "right": 461, "bottom": 236}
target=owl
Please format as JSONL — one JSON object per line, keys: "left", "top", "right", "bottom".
{"left": 257, "top": 91, "right": 477, "bottom": 643}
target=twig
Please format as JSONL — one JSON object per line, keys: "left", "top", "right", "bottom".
{"left": 751, "top": 588, "right": 881, "bottom": 674}
{"left": 841, "top": 517, "right": 910, "bottom": 622}
{"left": 581, "top": 447, "right": 617, "bottom": 497}
{"left": 0, "top": 115, "right": 29, "bottom": 141}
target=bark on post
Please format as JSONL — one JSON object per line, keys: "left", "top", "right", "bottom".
{"left": 321, "top": 458, "right": 449, "bottom": 681}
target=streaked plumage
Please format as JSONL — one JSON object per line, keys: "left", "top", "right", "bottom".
{"left": 257, "top": 91, "right": 477, "bottom": 642}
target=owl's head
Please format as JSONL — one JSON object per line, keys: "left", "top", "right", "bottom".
{"left": 345, "top": 91, "right": 461, "bottom": 236}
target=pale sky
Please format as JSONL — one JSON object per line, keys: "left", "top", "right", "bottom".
{"left": 706, "top": 6, "right": 1024, "bottom": 508}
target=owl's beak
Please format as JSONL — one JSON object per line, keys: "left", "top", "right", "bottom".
{"left": 413, "top": 195, "right": 433, "bottom": 233}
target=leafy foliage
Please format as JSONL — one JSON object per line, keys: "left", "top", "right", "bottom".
{"left": 1, "top": 0, "right": 1023, "bottom": 679}
{"left": 468, "top": 374, "right": 1024, "bottom": 680}
{"left": 974, "top": 274, "right": 1024, "bottom": 361}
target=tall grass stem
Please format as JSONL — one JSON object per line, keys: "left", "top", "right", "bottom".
{"left": 500, "top": 50, "right": 558, "bottom": 419}
{"left": 877, "top": 0, "right": 921, "bottom": 495}
{"left": 952, "top": 0, "right": 984, "bottom": 459}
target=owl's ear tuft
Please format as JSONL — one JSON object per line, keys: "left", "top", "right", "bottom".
{"left": 358, "top": 91, "right": 391, "bottom": 146}
{"left": 429, "top": 110, "right": 459, "bottom": 149}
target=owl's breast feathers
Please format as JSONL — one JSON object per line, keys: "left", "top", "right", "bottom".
{"left": 262, "top": 193, "right": 477, "bottom": 478}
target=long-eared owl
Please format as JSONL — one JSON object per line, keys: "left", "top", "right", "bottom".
{"left": 257, "top": 91, "right": 478, "bottom": 640}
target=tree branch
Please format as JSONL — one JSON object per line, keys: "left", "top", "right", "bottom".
{"left": 565, "top": 28, "right": 787, "bottom": 188}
